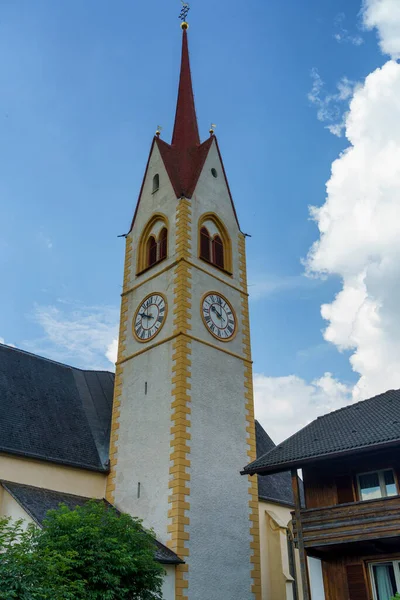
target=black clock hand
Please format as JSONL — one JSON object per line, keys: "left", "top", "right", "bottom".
{"left": 139, "top": 312, "right": 152, "bottom": 320}
{"left": 211, "top": 305, "right": 225, "bottom": 323}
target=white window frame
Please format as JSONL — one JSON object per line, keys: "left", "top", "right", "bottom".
{"left": 369, "top": 560, "right": 400, "bottom": 600}
{"left": 357, "top": 468, "right": 397, "bottom": 501}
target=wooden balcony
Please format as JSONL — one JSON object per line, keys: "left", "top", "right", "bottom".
{"left": 292, "top": 495, "right": 400, "bottom": 550}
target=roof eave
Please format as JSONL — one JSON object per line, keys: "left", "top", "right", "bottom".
{"left": 242, "top": 438, "right": 400, "bottom": 477}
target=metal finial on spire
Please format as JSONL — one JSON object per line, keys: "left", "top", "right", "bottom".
{"left": 179, "top": 1, "right": 190, "bottom": 28}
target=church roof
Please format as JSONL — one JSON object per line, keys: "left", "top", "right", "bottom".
{"left": 0, "top": 344, "right": 113, "bottom": 472}
{"left": 244, "top": 389, "right": 400, "bottom": 476}
{"left": 255, "top": 421, "right": 298, "bottom": 507}
{"left": 1, "top": 481, "right": 183, "bottom": 565}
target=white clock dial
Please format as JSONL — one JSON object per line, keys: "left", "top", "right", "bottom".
{"left": 133, "top": 293, "right": 167, "bottom": 342}
{"left": 201, "top": 292, "right": 236, "bottom": 341}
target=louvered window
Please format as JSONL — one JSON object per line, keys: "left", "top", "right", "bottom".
{"left": 147, "top": 236, "right": 157, "bottom": 267}
{"left": 212, "top": 235, "right": 224, "bottom": 269}
{"left": 200, "top": 227, "right": 211, "bottom": 262}
{"left": 159, "top": 228, "right": 168, "bottom": 261}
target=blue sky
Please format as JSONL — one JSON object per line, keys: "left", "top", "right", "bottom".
{"left": 1, "top": 0, "right": 399, "bottom": 440}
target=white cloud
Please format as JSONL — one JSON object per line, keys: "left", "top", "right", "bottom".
{"left": 308, "top": 69, "right": 357, "bottom": 137}
{"left": 306, "top": 59, "right": 400, "bottom": 401}
{"left": 334, "top": 13, "right": 364, "bottom": 46}
{"left": 254, "top": 373, "right": 351, "bottom": 443}
{"left": 255, "top": 1, "right": 400, "bottom": 442}
{"left": 24, "top": 301, "right": 119, "bottom": 370}
{"left": 362, "top": 0, "right": 400, "bottom": 58}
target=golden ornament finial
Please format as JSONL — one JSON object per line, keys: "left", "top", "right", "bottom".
{"left": 156, "top": 125, "right": 163, "bottom": 137}
{"left": 181, "top": 21, "right": 189, "bottom": 30}
{"left": 209, "top": 123, "right": 216, "bottom": 136}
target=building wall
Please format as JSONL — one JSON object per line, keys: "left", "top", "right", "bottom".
{"left": 162, "top": 565, "right": 176, "bottom": 600}
{"left": 0, "top": 454, "right": 106, "bottom": 498}
{"left": 112, "top": 342, "right": 173, "bottom": 543}
{"left": 259, "top": 500, "right": 303, "bottom": 600}
{"left": 187, "top": 343, "right": 252, "bottom": 599}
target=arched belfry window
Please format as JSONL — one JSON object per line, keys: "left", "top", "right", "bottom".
{"left": 198, "top": 214, "right": 232, "bottom": 274}
{"left": 137, "top": 214, "right": 169, "bottom": 274}
{"left": 152, "top": 174, "right": 160, "bottom": 193}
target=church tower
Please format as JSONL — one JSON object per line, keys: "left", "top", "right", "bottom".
{"left": 107, "top": 20, "right": 261, "bottom": 600}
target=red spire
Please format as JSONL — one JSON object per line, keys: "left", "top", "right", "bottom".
{"left": 172, "top": 27, "right": 200, "bottom": 149}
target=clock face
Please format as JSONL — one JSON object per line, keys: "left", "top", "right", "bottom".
{"left": 133, "top": 293, "right": 167, "bottom": 342}
{"left": 201, "top": 292, "right": 236, "bottom": 341}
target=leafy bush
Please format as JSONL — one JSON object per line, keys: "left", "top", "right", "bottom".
{"left": 0, "top": 501, "right": 165, "bottom": 599}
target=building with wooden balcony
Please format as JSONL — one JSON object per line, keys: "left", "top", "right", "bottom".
{"left": 242, "top": 389, "right": 400, "bottom": 600}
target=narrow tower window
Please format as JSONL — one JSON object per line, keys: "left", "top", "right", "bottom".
{"left": 158, "top": 227, "right": 168, "bottom": 261}
{"left": 211, "top": 168, "right": 218, "bottom": 178}
{"left": 200, "top": 227, "right": 211, "bottom": 262}
{"left": 147, "top": 235, "right": 157, "bottom": 267}
{"left": 212, "top": 235, "right": 224, "bottom": 269}
{"left": 152, "top": 174, "right": 160, "bottom": 193}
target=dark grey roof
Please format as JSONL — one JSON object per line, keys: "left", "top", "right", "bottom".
{"left": 2, "top": 481, "right": 183, "bottom": 565}
{"left": 0, "top": 344, "right": 114, "bottom": 471}
{"left": 245, "top": 389, "right": 400, "bottom": 475}
{"left": 255, "top": 421, "right": 301, "bottom": 506}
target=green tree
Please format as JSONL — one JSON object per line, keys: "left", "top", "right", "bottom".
{"left": 0, "top": 501, "right": 165, "bottom": 600}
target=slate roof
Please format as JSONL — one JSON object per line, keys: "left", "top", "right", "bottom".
{"left": 1, "top": 481, "right": 183, "bottom": 565}
{"left": 0, "top": 344, "right": 114, "bottom": 471}
{"left": 244, "top": 389, "right": 400, "bottom": 476}
{"left": 255, "top": 421, "right": 298, "bottom": 507}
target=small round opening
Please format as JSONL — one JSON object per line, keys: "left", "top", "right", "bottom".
{"left": 211, "top": 168, "right": 218, "bottom": 178}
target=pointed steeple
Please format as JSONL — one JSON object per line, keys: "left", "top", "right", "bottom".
{"left": 172, "top": 25, "right": 200, "bottom": 150}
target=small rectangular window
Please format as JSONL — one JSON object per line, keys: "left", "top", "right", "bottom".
{"left": 357, "top": 469, "right": 397, "bottom": 501}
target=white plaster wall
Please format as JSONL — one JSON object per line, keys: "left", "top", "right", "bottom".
{"left": 188, "top": 342, "right": 253, "bottom": 599}
{"left": 114, "top": 342, "right": 173, "bottom": 544}
{"left": 0, "top": 454, "right": 106, "bottom": 498}
{"left": 308, "top": 557, "right": 325, "bottom": 600}
{"left": 128, "top": 144, "right": 179, "bottom": 290}
{"left": 191, "top": 140, "right": 242, "bottom": 288}
{"left": 161, "top": 565, "right": 176, "bottom": 600}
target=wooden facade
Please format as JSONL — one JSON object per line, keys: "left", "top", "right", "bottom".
{"left": 292, "top": 447, "right": 400, "bottom": 600}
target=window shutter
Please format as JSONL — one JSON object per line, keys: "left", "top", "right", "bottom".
{"left": 200, "top": 228, "right": 211, "bottom": 262}
{"left": 346, "top": 564, "right": 369, "bottom": 600}
{"left": 212, "top": 235, "right": 224, "bottom": 269}
{"left": 147, "top": 236, "right": 157, "bottom": 267}
{"left": 336, "top": 475, "right": 355, "bottom": 504}
{"left": 158, "top": 228, "right": 168, "bottom": 261}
